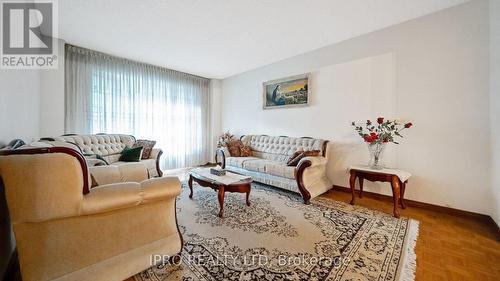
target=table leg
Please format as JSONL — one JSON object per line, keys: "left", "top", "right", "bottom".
{"left": 349, "top": 171, "right": 356, "bottom": 205}
{"left": 245, "top": 184, "right": 251, "bottom": 206}
{"left": 400, "top": 181, "right": 407, "bottom": 209}
{"left": 391, "top": 176, "right": 401, "bottom": 218}
{"left": 188, "top": 175, "right": 193, "bottom": 199}
{"left": 359, "top": 177, "right": 364, "bottom": 198}
{"left": 217, "top": 185, "right": 225, "bottom": 218}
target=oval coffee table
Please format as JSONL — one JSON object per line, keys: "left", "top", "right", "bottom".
{"left": 188, "top": 169, "right": 252, "bottom": 218}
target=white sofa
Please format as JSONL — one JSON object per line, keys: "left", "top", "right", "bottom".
{"left": 217, "top": 135, "right": 332, "bottom": 204}
{"left": 42, "top": 134, "right": 163, "bottom": 178}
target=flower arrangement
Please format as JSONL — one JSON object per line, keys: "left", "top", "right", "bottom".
{"left": 351, "top": 117, "right": 413, "bottom": 144}
{"left": 217, "top": 131, "right": 235, "bottom": 148}
{"left": 351, "top": 117, "right": 413, "bottom": 169}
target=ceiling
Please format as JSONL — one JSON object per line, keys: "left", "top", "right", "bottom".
{"left": 57, "top": 0, "right": 469, "bottom": 79}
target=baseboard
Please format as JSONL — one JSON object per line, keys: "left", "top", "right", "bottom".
{"left": 332, "top": 185, "right": 500, "bottom": 240}
{"left": 486, "top": 216, "right": 500, "bottom": 241}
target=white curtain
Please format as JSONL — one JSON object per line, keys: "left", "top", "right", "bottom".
{"left": 65, "top": 44, "right": 210, "bottom": 169}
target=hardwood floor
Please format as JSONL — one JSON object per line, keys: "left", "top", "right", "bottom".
{"left": 125, "top": 177, "right": 500, "bottom": 281}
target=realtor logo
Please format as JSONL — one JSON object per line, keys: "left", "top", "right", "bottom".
{"left": 1, "top": 0, "right": 58, "bottom": 69}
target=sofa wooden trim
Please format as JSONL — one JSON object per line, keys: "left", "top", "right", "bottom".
{"left": 0, "top": 147, "right": 90, "bottom": 195}
{"left": 215, "top": 148, "right": 227, "bottom": 169}
{"left": 295, "top": 160, "right": 312, "bottom": 204}
{"left": 156, "top": 150, "right": 164, "bottom": 177}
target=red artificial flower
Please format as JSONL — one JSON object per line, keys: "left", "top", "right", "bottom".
{"left": 383, "top": 138, "right": 388, "bottom": 143}
{"left": 364, "top": 135, "right": 373, "bottom": 143}
{"left": 370, "top": 133, "right": 378, "bottom": 139}
{"left": 404, "top": 122, "right": 413, "bottom": 128}
{"left": 366, "top": 120, "right": 372, "bottom": 125}
{"left": 377, "top": 117, "right": 384, "bottom": 124}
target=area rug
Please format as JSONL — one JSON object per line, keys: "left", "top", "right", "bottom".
{"left": 134, "top": 182, "right": 419, "bottom": 281}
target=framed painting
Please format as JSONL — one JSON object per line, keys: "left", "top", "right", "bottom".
{"left": 263, "top": 73, "right": 310, "bottom": 109}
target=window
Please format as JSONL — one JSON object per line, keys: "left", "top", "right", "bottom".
{"left": 65, "top": 44, "right": 210, "bottom": 169}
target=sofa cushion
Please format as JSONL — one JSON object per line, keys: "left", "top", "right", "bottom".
{"left": 103, "top": 153, "right": 121, "bottom": 164}
{"left": 84, "top": 153, "right": 109, "bottom": 166}
{"left": 225, "top": 157, "right": 259, "bottom": 168}
{"left": 114, "top": 159, "right": 157, "bottom": 178}
{"left": 239, "top": 159, "right": 295, "bottom": 179}
{"left": 242, "top": 159, "right": 272, "bottom": 173}
{"left": 93, "top": 162, "right": 148, "bottom": 183}
{"left": 265, "top": 162, "right": 296, "bottom": 179}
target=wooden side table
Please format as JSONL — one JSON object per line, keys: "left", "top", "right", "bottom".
{"left": 348, "top": 166, "right": 411, "bottom": 218}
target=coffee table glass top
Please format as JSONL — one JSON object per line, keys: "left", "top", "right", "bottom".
{"left": 190, "top": 168, "right": 252, "bottom": 186}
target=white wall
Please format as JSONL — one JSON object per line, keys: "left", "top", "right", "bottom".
{"left": 0, "top": 70, "right": 41, "bottom": 146}
{"left": 0, "top": 67, "right": 41, "bottom": 280}
{"left": 209, "top": 79, "right": 223, "bottom": 161}
{"left": 0, "top": 39, "right": 66, "bottom": 144}
{"left": 490, "top": 0, "right": 500, "bottom": 224}
{"left": 222, "top": 0, "right": 493, "bottom": 215}
{"left": 39, "top": 39, "right": 66, "bottom": 137}
{"left": 0, "top": 38, "right": 64, "bottom": 278}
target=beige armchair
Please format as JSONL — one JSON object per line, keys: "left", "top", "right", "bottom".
{"left": 0, "top": 147, "right": 182, "bottom": 281}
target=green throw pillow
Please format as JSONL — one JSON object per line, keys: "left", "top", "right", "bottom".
{"left": 119, "top": 146, "right": 143, "bottom": 162}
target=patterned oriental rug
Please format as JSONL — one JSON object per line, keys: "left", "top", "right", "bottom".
{"left": 135, "top": 182, "right": 419, "bottom": 281}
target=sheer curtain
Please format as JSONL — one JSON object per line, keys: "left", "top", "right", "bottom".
{"left": 65, "top": 44, "right": 210, "bottom": 169}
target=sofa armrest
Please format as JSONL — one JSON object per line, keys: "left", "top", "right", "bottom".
{"left": 148, "top": 148, "right": 163, "bottom": 177}
{"left": 89, "top": 163, "right": 148, "bottom": 186}
{"left": 297, "top": 156, "right": 327, "bottom": 169}
{"left": 149, "top": 148, "right": 162, "bottom": 160}
{"left": 81, "top": 177, "right": 180, "bottom": 215}
{"left": 82, "top": 182, "right": 143, "bottom": 215}
{"left": 215, "top": 147, "right": 228, "bottom": 168}
{"left": 141, "top": 176, "right": 181, "bottom": 203}
{"left": 295, "top": 156, "right": 328, "bottom": 204}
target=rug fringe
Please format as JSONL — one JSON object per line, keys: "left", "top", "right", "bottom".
{"left": 399, "top": 219, "right": 420, "bottom": 281}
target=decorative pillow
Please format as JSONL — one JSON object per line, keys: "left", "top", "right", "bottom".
{"left": 286, "top": 148, "right": 304, "bottom": 166}
{"left": 119, "top": 146, "right": 143, "bottom": 162}
{"left": 133, "top": 139, "right": 156, "bottom": 159}
{"left": 227, "top": 140, "right": 242, "bottom": 157}
{"left": 240, "top": 145, "right": 253, "bottom": 157}
{"left": 286, "top": 150, "right": 321, "bottom": 166}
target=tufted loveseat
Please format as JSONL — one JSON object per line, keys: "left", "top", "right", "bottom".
{"left": 216, "top": 135, "right": 332, "bottom": 204}
{"left": 42, "top": 134, "right": 163, "bottom": 178}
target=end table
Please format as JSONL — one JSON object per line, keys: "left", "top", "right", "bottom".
{"left": 348, "top": 166, "right": 411, "bottom": 218}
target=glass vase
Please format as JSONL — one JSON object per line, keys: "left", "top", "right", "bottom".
{"left": 367, "top": 142, "right": 386, "bottom": 170}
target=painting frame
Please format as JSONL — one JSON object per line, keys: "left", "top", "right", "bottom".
{"left": 262, "top": 73, "right": 310, "bottom": 109}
